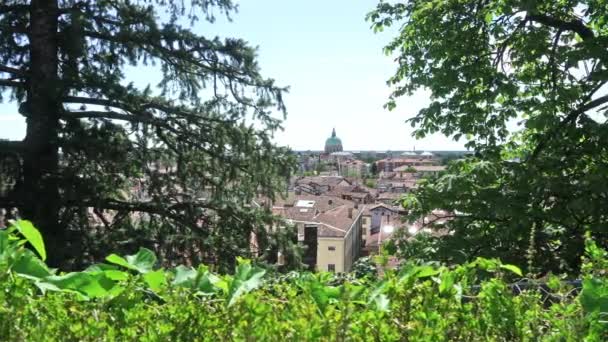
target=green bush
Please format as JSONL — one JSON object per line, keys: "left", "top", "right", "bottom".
{"left": 0, "top": 220, "right": 606, "bottom": 341}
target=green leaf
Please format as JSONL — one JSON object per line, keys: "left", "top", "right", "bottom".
{"left": 226, "top": 258, "right": 265, "bottom": 307}
{"left": 484, "top": 11, "right": 493, "bottom": 24}
{"left": 415, "top": 265, "right": 441, "bottom": 278}
{"left": 195, "top": 269, "right": 222, "bottom": 294}
{"left": 11, "top": 220, "right": 46, "bottom": 261}
{"left": 374, "top": 294, "right": 390, "bottom": 312}
{"left": 439, "top": 272, "right": 455, "bottom": 294}
{"left": 500, "top": 264, "right": 523, "bottom": 277}
{"left": 172, "top": 265, "right": 197, "bottom": 287}
{"left": 106, "top": 248, "right": 157, "bottom": 274}
{"left": 85, "top": 263, "right": 130, "bottom": 281}
{"left": 13, "top": 250, "right": 52, "bottom": 280}
{"left": 580, "top": 277, "right": 608, "bottom": 314}
{"left": 41, "top": 272, "right": 118, "bottom": 299}
{"left": 0, "top": 230, "right": 10, "bottom": 258}
{"left": 309, "top": 281, "right": 340, "bottom": 314}
{"left": 144, "top": 269, "right": 167, "bottom": 293}
{"left": 172, "top": 265, "right": 222, "bottom": 295}
{"left": 105, "top": 254, "right": 134, "bottom": 271}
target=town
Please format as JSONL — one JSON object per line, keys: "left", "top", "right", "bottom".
{"left": 257, "top": 128, "right": 460, "bottom": 273}
{"left": 0, "top": 0, "right": 604, "bottom": 339}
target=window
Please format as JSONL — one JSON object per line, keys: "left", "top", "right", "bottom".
{"left": 328, "top": 246, "right": 336, "bottom": 251}
{"left": 328, "top": 264, "right": 336, "bottom": 272}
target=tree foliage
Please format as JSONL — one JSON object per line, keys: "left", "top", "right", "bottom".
{"left": 368, "top": 0, "right": 608, "bottom": 274}
{"left": 0, "top": 0, "right": 295, "bottom": 270}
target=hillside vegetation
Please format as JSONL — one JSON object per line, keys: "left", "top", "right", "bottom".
{"left": 1, "top": 220, "right": 606, "bottom": 341}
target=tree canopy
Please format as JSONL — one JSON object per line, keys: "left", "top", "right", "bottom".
{"left": 369, "top": 0, "right": 608, "bottom": 274}
{"left": 0, "top": 0, "right": 295, "bottom": 270}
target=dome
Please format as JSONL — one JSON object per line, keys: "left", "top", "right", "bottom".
{"left": 324, "top": 128, "right": 343, "bottom": 154}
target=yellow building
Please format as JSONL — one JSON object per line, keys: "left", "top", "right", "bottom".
{"left": 270, "top": 194, "right": 364, "bottom": 273}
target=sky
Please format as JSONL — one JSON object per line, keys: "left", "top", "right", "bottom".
{"left": 0, "top": 0, "right": 466, "bottom": 151}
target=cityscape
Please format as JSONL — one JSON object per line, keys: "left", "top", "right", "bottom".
{"left": 261, "top": 128, "right": 460, "bottom": 273}
{"left": 0, "top": 0, "right": 605, "bottom": 340}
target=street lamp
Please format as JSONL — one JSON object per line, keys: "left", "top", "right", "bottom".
{"left": 376, "top": 224, "right": 395, "bottom": 271}
{"left": 408, "top": 225, "right": 417, "bottom": 235}
{"left": 378, "top": 224, "right": 394, "bottom": 248}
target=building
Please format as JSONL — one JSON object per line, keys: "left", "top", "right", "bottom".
{"left": 295, "top": 151, "right": 320, "bottom": 173}
{"left": 377, "top": 191, "right": 406, "bottom": 205}
{"left": 377, "top": 179, "right": 417, "bottom": 194}
{"left": 339, "top": 159, "right": 368, "bottom": 177}
{"left": 393, "top": 165, "right": 446, "bottom": 178}
{"left": 295, "top": 176, "right": 351, "bottom": 195}
{"left": 368, "top": 203, "right": 402, "bottom": 233}
{"left": 324, "top": 128, "right": 343, "bottom": 154}
{"left": 269, "top": 193, "right": 365, "bottom": 273}
{"left": 326, "top": 185, "right": 375, "bottom": 204}
{"left": 364, "top": 203, "right": 406, "bottom": 253}
{"left": 375, "top": 155, "right": 440, "bottom": 172}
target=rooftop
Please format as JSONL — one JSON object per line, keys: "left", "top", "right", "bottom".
{"left": 271, "top": 192, "right": 363, "bottom": 238}
{"left": 296, "top": 176, "right": 351, "bottom": 187}
{"left": 394, "top": 165, "right": 446, "bottom": 172}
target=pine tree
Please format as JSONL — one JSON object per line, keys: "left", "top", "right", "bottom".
{"left": 0, "top": 0, "right": 295, "bottom": 269}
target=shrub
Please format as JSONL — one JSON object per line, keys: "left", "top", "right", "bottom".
{"left": 0, "top": 220, "right": 606, "bottom": 341}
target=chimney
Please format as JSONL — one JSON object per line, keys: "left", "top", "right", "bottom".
{"left": 348, "top": 207, "right": 353, "bottom": 219}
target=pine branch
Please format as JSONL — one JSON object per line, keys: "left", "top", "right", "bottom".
{"left": 0, "top": 140, "right": 24, "bottom": 154}
{"left": 0, "top": 64, "right": 25, "bottom": 76}
{"left": 0, "top": 4, "right": 29, "bottom": 15}
{"left": 63, "top": 95, "right": 235, "bottom": 125}
{"left": 77, "top": 198, "right": 217, "bottom": 226}
{"left": 63, "top": 96, "right": 130, "bottom": 110}
{"left": 63, "top": 110, "right": 153, "bottom": 124}
{"left": 81, "top": 28, "right": 284, "bottom": 98}
{"left": 0, "top": 196, "right": 20, "bottom": 208}
{"left": 0, "top": 79, "right": 24, "bottom": 87}
{"left": 62, "top": 110, "right": 182, "bottom": 135}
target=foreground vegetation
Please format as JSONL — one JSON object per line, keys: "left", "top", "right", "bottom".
{"left": 1, "top": 220, "right": 606, "bottom": 341}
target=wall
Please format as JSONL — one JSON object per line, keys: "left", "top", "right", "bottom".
{"left": 316, "top": 210, "right": 363, "bottom": 273}
{"left": 370, "top": 207, "right": 398, "bottom": 230}
{"left": 316, "top": 238, "right": 344, "bottom": 272}
{"left": 362, "top": 215, "right": 371, "bottom": 242}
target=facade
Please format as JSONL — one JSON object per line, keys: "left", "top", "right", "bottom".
{"left": 326, "top": 185, "right": 375, "bottom": 205}
{"left": 394, "top": 165, "right": 446, "bottom": 178}
{"left": 296, "top": 152, "right": 320, "bottom": 173}
{"left": 314, "top": 206, "right": 364, "bottom": 273}
{"left": 377, "top": 179, "right": 417, "bottom": 194}
{"left": 269, "top": 193, "right": 364, "bottom": 273}
{"left": 324, "top": 128, "right": 343, "bottom": 154}
{"left": 369, "top": 203, "right": 401, "bottom": 233}
{"left": 376, "top": 156, "right": 440, "bottom": 173}
{"left": 339, "top": 159, "right": 368, "bottom": 177}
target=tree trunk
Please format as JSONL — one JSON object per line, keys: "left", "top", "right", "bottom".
{"left": 22, "top": 0, "right": 63, "bottom": 266}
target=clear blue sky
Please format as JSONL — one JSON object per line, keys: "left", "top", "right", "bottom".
{"left": 0, "top": 0, "right": 465, "bottom": 151}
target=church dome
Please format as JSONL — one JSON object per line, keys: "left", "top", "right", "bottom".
{"left": 324, "top": 128, "right": 343, "bottom": 153}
